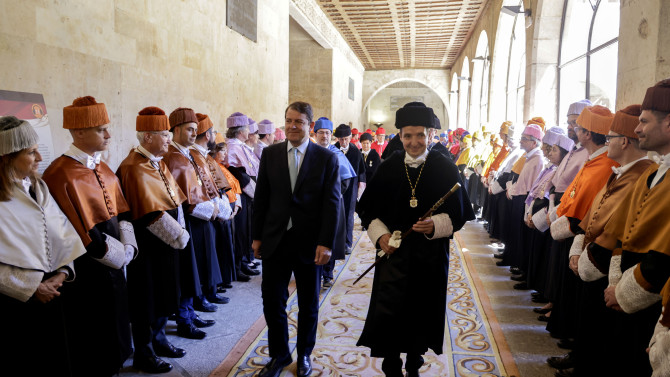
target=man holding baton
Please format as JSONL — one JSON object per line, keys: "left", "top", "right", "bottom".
{"left": 356, "top": 102, "right": 474, "bottom": 377}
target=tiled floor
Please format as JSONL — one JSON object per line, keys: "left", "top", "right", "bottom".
{"left": 118, "top": 221, "right": 563, "bottom": 377}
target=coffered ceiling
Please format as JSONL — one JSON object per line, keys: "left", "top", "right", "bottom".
{"left": 316, "top": 0, "right": 488, "bottom": 70}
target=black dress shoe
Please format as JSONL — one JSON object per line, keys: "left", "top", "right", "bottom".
{"left": 514, "top": 282, "right": 529, "bottom": 290}
{"left": 557, "top": 338, "right": 575, "bottom": 350}
{"left": 133, "top": 355, "right": 173, "bottom": 374}
{"left": 193, "top": 314, "right": 216, "bottom": 328}
{"left": 237, "top": 272, "right": 251, "bottom": 282}
{"left": 496, "top": 260, "right": 509, "bottom": 266}
{"left": 177, "top": 323, "right": 207, "bottom": 339}
{"left": 153, "top": 342, "right": 186, "bottom": 358}
{"left": 555, "top": 368, "right": 575, "bottom": 377}
{"left": 405, "top": 369, "right": 420, "bottom": 377}
{"left": 297, "top": 355, "right": 312, "bottom": 377}
{"left": 547, "top": 354, "right": 575, "bottom": 370}
{"left": 241, "top": 265, "right": 260, "bottom": 276}
{"left": 322, "top": 278, "right": 333, "bottom": 288}
{"left": 532, "top": 296, "right": 549, "bottom": 303}
{"left": 345, "top": 246, "right": 352, "bottom": 255}
{"left": 509, "top": 267, "right": 522, "bottom": 275}
{"left": 207, "top": 293, "right": 230, "bottom": 304}
{"left": 168, "top": 314, "right": 177, "bottom": 321}
{"left": 258, "top": 357, "right": 292, "bottom": 377}
{"left": 533, "top": 307, "right": 551, "bottom": 314}
{"left": 194, "top": 297, "right": 218, "bottom": 312}
{"left": 223, "top": 282, "right": 233, "bottom": 288}
{"left": 216, "top": 286, "right": 227, "bottom": 293}
{"left": 510, "top": 274, "right": 526, "bottom": 281}
{"left": 531, "top": 291, "right": 542, "bottom": 298}
{"left": 493, "top": 252, "right": 504, "bottom": 259}
{"left": 538, "top": 314, "right": 550, "bottom": 322}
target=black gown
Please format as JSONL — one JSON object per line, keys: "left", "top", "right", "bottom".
{"left": 356, "top": 149, "right": 474, "bottom": 357}
{"left": 60, "top": 217, "right": 133, "bottom": 377}
{"left": 363, "top": 149, "right": 381, "bottom": 183}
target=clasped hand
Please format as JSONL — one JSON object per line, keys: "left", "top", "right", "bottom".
{"left": 34, "top": 272, "right": 66, "bottom": 304}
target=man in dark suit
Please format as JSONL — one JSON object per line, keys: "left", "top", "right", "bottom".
{"left": 252, "top": 101, "right": 341, "bottom": 377}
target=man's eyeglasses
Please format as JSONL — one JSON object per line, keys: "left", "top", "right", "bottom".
{"left": 605, "top": 135, "right": 626, "bottom": 145}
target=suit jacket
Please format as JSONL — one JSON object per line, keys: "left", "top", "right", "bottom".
{"left": 252, "top": 140, "right": 341, "bottom": 261}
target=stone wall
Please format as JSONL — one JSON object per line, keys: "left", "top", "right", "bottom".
{"left": 289, "top": 39, "right": 333, "bottom": 120}
{"left": 617, "top": 0, "right": 670, "bottom": 108}
{"left": 0, "top": 0, "right": 290, "bottom": 169}
{"left": 331, "top": 49, "right": 364, "bottom": 127}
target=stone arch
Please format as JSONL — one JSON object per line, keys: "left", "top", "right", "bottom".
{"left": 362, "top": 70, "right": 452, "bottom": 128}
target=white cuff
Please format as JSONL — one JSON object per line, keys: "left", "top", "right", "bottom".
{"left": 190, "top": 201, "right": 215, "bottom": 220}
{"left": 147, "top": 212, "right": 191, "bottom": 250}
{"left": 425, "top": 213, "right": 453, "bottom": 240}
{"left": 0, "top": 263, "right": 44, "bottom": 302}
{"left": 532, "top": 207, "right": 550, "bottom": 232}
{"left": 649, "top": 317, "right": 670, "bottom": 377}
{"left": 608, "top": 255, "right": 623, "bottom": 286}
{"left": 235, "top": 194, "right": 242, "bottom": 209}
{"left": 578, "top": 246, "right": 607, "bottom": 282}
{"left": 216, "top": 196, "right": 232, "bottom": 220}
{"left": 177, "top": 205, "right": 186, "bottom": 228}
{"left": 97, "top": 234, "right": 126, "bottom": 269}
{"left": 119, "top": 220, "right": 138, "bottom": 253}
{"left": 490, "top": 180, "right": 505, "bottom": 195}
{"left": 367, "top": 218, "right": 390, "bottom": 247}
{"left": 569, "top": 234, "right": 585, "bottom": 258}
{"left": 124, "top": 245, "right": 135, "bottom": 266}
{"left": 616, "top": 267, "right": 661, "bottom": 313}
{"left": 243, "top": 179, "right": 256, "bottom": 198}
{"left": 550, "top": 215, "right": 575, "bottom": 240}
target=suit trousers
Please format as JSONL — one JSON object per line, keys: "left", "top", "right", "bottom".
{"left": 261, "top": 229, "right": 323, "bottom": 360}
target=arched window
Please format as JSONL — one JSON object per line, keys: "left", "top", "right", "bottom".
{"left": 558, "top": 0, "right": 619, "bottom": 124}
{"left": 450, "top": 73, "right": 459, "bottom": 129}
{"left": 458, "top": 57, "right": 470, "bottom": 130}
{"left": 470, "top": 31, "right": 490, "bottom": 130}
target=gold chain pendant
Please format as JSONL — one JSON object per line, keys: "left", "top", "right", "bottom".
{"left": 410, "top": 197, "right": 418, "bottom": 208}
{"left": 197, "top": 177, "right": 203, "bottom": 186}
{"left": 570, "top": 187, "right": 576, "bottom": 198}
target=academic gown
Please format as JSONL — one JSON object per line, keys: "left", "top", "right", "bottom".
{"left": 42, "top": 156, "right": 133, "bottom": 377}
{"left": 356, "top": 149, "right": 474, "bottom": 357}
{"left": 335, "top": 141, "right": 367, "bottom": 248}
{"left": 381, "top": 136, "right": 403, "bottom": 160}
{"left": 362, "top": 149, "right": 382, "bottom": 183}
{"left": 116, "top": 149, "right": 188, "bottom": 325}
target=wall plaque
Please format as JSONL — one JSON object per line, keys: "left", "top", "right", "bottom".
{"left": 227, "top": 0, "right": 257, "bottom": 42}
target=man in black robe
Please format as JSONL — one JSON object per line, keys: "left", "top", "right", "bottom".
{"left": 116, "top": 106, "right": 193, "bottom": 373}
{"left": 334, "top": 124, "right": 366, "bottom": 254}
{"left": 42, "top": 96, "right": 135, "bottom": 377}
{"left": 360, "top": 132, "right": 381, "bottom": 182}
{"left": 356, "top": 102, "right": 474, "bottom": 377}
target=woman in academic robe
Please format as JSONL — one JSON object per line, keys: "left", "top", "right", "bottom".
{"left": 0, "top": 116, "right": 86, "bottom": 376}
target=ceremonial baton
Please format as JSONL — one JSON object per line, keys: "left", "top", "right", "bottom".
{"left": 352, "top": 182, "right": 462, "bottom": 285}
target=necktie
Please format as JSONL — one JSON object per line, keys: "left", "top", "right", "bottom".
{"left": 287, "top": 147, "right": 299, "bottom": 230}
{"left": 289, "top": 147, "right": 299, "bottom": 191}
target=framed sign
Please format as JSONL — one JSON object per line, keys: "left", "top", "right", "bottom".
{"left": 0, "top": 90, "right": 56, "bottom": 173}
{"left": 390, "top": 96, "right": 424, "bottom": 112}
